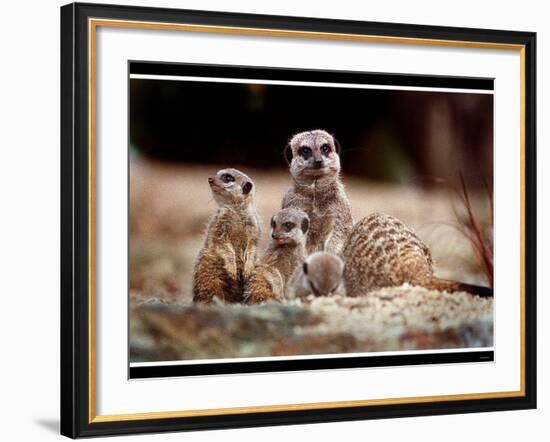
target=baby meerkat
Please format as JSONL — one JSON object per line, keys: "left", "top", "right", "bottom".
{"left": 282, "top": 129, "right": 353, "bottom": 255}
{"left": 192, "top": 168, "right": 261, "bottom": 303}
{"left": 244, "top": 207, "right": 309, "bottom": 304}
{"left": 343, "top": 213, "right": 493, "bottom": 298}
{"left": 293, "top": 251, "right": 345, "bottom": 299}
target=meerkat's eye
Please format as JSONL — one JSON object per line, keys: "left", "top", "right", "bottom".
{"left": 299, "top": 146, "right": 312, "bottom": 159}
{"left": 221, "top": 173, "right": 235, "bottom": 183}
{"left": 283, "top": 222, "right": 295, "bottom": 232}
{"left": 321, "top": 143, "right": 331, "bottom": 156}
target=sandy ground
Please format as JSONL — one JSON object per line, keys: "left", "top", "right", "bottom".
{"left": 129, "top": 159, "right": 493, "bottom": 362}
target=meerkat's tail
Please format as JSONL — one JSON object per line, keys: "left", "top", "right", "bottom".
{"left": 424, "top": 277, "right": 493, "bottom": 298}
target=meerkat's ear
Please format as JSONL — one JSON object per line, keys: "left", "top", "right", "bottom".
{"left": 242, "top": 181, "right": 253, "bottom": 195}
{"left": 301, "top": 216, "right": 310, "bottom": 234}
{"left": 284, "top": 143, "right": 293, "bottom": 165}
{"left": 333, "top": 137, "right": 341, "bottom": 155}
{"left": 303, "top": 261, "right": 308, "bottom": 275}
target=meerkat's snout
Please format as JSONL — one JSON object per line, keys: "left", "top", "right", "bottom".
{"left": 313, "top": 158, "right": 324, "bottom": 169}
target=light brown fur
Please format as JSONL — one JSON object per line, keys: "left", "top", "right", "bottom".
{"left": 343, "top": 213, "right": 493, "bottom": 297}
{"left": 244, "top": 208, "right": 309, "bottom": 303}
{"left": 282, "top": 129, "right": 353, "bottom": 255}
{"left": 293, "top": 251, "right": 344, "bottom": 298}
{"left": 193, "top": 168, "right": 260, "bottom": 303}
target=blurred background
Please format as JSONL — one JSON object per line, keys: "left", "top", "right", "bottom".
{"left": 130, "top": 79, "right": 493, "bottom": 185}
{"left": 129, "top": 78, "right": 494, "bottom": 305}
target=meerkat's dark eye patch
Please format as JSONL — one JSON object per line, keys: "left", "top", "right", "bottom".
{"left": 299, "top": 146, "right": 312, "bottom": 159}
{"left": 303, "top": 261, "right": 308, "bottom": 275}
{"left": 221, "top": 173, "right": 235, "bottom": 183}
{"left": 301, "top": 217, "right": 310, "bottom": 233}
{"left": 283, "top": 222, "right": 295, "bottom": 232}
{"left": 320, "top": 143, "right": 331, "bottom": 156}
{"left": 270, "top": 217, "right": 276, "bottom": 229}
{"left": 242, "top": 181, "right": 253, "bottom": 194}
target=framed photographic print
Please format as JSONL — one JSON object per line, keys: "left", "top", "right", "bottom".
{"left": 60, "top": 2, "right": 537, "bottom": 438}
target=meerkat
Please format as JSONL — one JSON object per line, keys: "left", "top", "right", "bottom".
{"left": 192, "top": 168, "right": 261, "bottom": 303}
{"left": 244, "top": 207, "right": 309, "bottom": 304}
{"left": 292, "top": 251, "right": 345, "bottom": 299}
{"left": 282, "top": 129, "right": 353, "bottom": 255}
{"left": 343, "top": 212, "right": 493, "bottom": 298}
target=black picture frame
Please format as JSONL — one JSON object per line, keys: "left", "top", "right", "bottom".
{"left": 61, "top": 2, "right": 537, "bottom": 438}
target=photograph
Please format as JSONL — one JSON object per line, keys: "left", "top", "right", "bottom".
{"left": 128, "top": 62, "right": 495, "bottom": 374}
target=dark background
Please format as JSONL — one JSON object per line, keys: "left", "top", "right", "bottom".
{"left": 130, "top": 79, "right": 493, "bottom": 188}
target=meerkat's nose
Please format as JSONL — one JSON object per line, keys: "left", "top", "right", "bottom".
{"left": 313, "top": 159, "right": 323, "bottom": 168}
{"left": 208, "top": 176, "right": 214, "bottom": 184}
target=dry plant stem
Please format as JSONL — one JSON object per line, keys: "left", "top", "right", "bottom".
{"left": 420, "top": 173, "right": 494, "bottom": 288}
{"left": 449, "top": 174, "right": 494, "bottom": 287}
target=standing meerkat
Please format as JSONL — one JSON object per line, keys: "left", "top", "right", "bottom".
{"left": 244, "top": 207, "right": 309, "bottom": 304}
{"left": 293, "top": 252, "right": 345, "bottom": 299}
{"left": 192, "top": 168, "right": 261, "bottom": 303}
{"left": 282, "top": 129, "right": 353, "bottom": 255}
{"left": 343, "top": 212, "right": 493, "bottom": 298}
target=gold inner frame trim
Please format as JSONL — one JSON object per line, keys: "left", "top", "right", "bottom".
{"left": 88, "top": 18, "right": 527, "bottom": 424}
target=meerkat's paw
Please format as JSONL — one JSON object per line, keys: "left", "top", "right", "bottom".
{"left": 244, "top": 268, "right": 284, "bottom": 304}
{"left": 242, "top": 243, "right": 258, "bottom": 280}
{"left": 220, "top": 245, "right": 238, "bottom": 280}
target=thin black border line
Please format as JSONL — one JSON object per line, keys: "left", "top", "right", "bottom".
{"left": 61, "top": 2, "right": 536, "bottom": 438}
{"left": 128, "top": 60, "right": 495, "bottom": 90}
